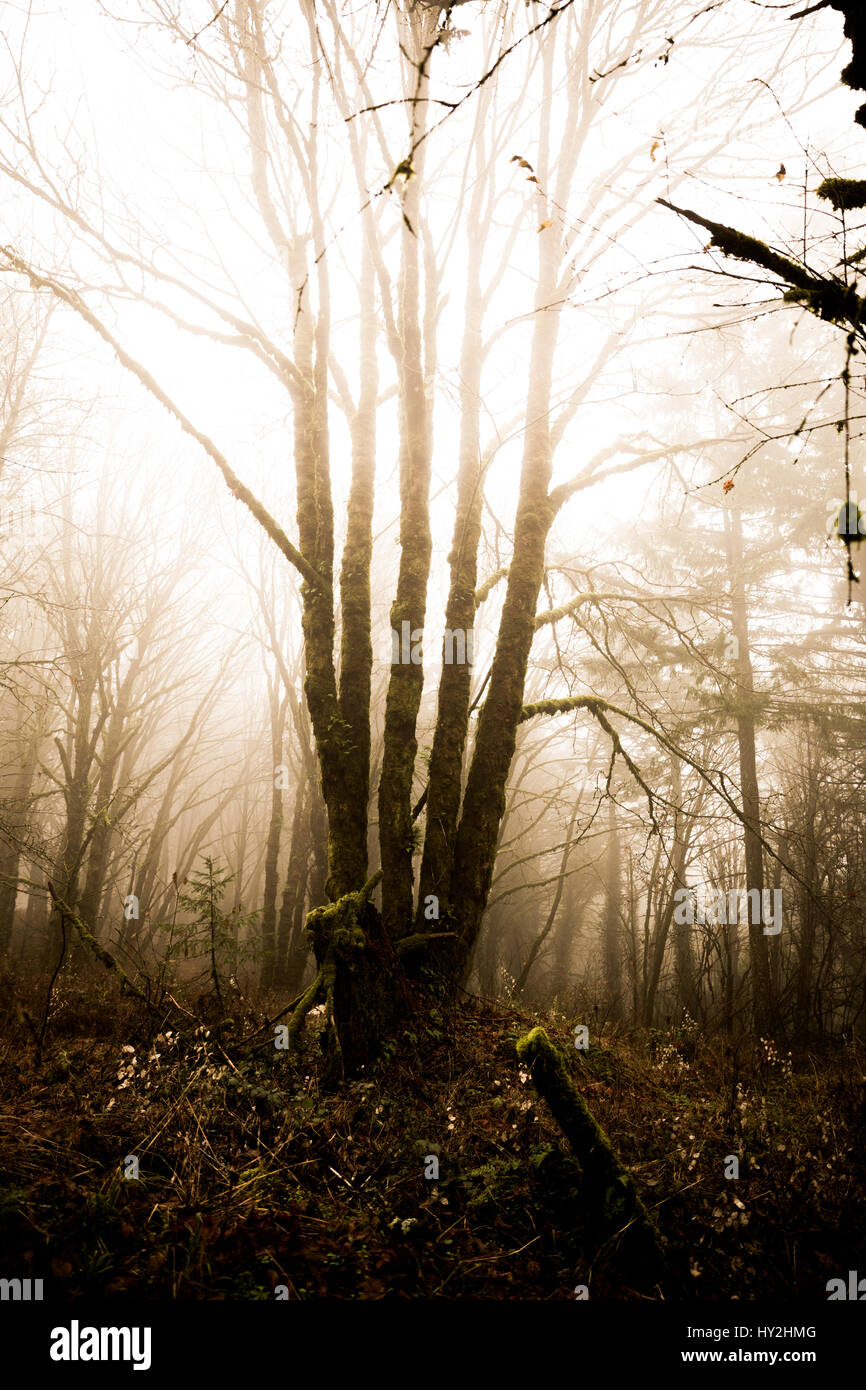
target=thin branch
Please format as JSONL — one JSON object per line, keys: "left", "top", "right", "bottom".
{"left": 1, "top": 248, "right": 326, "bottom": 591}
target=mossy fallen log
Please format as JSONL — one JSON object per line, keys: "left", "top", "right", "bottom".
{"left": 48, "top": 886, "right": 155, "bottom": 1012}
{"left": 516, "top": 1026, "right": 665, "bottom": 1286}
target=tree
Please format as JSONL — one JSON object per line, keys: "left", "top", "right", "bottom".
{"left": 0, "top": 0, "right": 823, "bottom": 1068}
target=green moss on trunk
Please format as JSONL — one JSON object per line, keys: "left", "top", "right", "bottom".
{"left": 303, "top": 876, "right": 412, "bottom": 1077}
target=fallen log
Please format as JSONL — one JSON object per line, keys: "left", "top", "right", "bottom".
{"left": 516, "top": 1025, "right": 665, "bottom": 1287}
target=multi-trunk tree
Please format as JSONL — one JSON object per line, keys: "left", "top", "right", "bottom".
{"left": 0, "top": 0, "right": 824, "bottom": 1067}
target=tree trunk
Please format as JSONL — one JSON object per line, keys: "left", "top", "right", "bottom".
{"left": 794, "top": 775, "right": 819, "bottom": 1043}
{"left": 602, "top": 798, "right": 623, "bottom": 1019}
{"left": 416, "top": 83, "right": 489, "bottom": 933}
{"left": 260, "top": 681, "right": 287, "bottom": 988}
{"left": 276, "top": 782, "right": 310, "bottom": 994}
{"left": 642, "top": 774, "right": 700, "bottom": 1028}
{"left": 377, "top": 4, "right": 436, "bottom": 940}
{"left": 724, "top": 505, "right": 776, "bottom": 1036}
{"left": 0, "top": 729, "right": 38, "bottom": 957}
{"left": 446, "top": 38, "right": 562, "bottom": 983}
{"left": 670, "top": 760, "right": 699, "bottom": 1021}
{"left": 78, "top": 653, "right": 143, "bottom": 946}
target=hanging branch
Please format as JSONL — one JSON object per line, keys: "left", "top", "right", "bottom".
{"left": 516, "top": 694, "right": 805, "bottom": 888}
{"left": 656, "top": 197, "right": 866, "bottom": 334}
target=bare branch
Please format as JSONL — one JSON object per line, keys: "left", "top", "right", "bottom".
{"left": 1, "top": 247, "right": 326, "bottom": 592}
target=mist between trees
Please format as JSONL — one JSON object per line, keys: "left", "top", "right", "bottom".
{"left": 0, "top": 0, "right": 864, "bottom": 1071}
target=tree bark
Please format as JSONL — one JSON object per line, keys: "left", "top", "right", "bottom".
{"left": 378, "top": 4, "right": 436, "bottom": 940}
{"left": 794, "top": 753, "right": 820, "bottom": 1043}
{"left": 670, "top": 759, "right": 699, "bottom": 1022}
{"left": 260, "top": 680, "right": 287, "bottom": 988}
{"left": 275, "top": 781, "right": 311, "bottom": 994}
{"left": 416, "top": 88, "right": 490, "bottom": 934}
{"left": 0, "top": 724, "right": 39, "bottom": 958}
{"left": 724, "top": 506, "right": 776, "bottom": 1036}
{"left": 602, "top": 797, "right": 623, "bottom": 1019}
{"left": 447, "top": 37, "right": 562, "bottom": 981}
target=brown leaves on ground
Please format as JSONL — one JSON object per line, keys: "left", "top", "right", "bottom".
{"left": 0, "top": 988, "right": 863, "bottom": 1299}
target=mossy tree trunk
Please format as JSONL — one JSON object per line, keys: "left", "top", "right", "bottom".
{"left": 275, "top": 782, "right": 309, "bottom": 993}
{"left": 415, "top": 80, "right": 491, "bottom": 936}
{"left": 377, "top": 5, "right": 436, "bottom": 942}
{"left": 443, "top": 33, "right": 567, "bottom": 983}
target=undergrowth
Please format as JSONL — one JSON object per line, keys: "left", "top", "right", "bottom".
{"left": 0, "top": 976, "right": 863, "bottom": 1300}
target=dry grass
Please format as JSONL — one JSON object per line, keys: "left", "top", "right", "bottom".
{"left": 0, "top": 977, "right": 863, "bottom": 1299}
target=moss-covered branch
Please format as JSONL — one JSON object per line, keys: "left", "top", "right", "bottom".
{"left": 516, "top": 694, "right": 803, "bottom": 884}
{"left": 534, "top": 594, "right": 599, "bottom": 628}
{"left": 359, "top": 869, "right": 383, "bottom": 903}
{"left": 47, "top": 885, "right": 155, "bottom": 1011}
{"left": 286, "top": 970, "right": 324, "bottom": 1048}
{"left": 474, "top": 566, "right": 509, "bottom": 608}
{"left": 518, "top": 696, "right": 657, "bottom": 824}
{"left": 516, "top": 1027, "right": 664, "bottom": 1278}
{"left": 395, "top": 930, "right": 456, "bottom": 956}
{"left": 533, "top": 589, "right": 703, "bottom": 630}
{"left": 817, "top": 177, "right": 866, "bottom": 211}
{"left": 656, "top": 197, "right": 866, "bottom": 332}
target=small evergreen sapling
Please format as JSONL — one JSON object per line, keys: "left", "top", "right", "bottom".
{"left": 160, "top": 857, "right": 258, "bottom": 1009}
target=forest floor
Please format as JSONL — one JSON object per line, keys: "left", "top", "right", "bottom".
{"left": 0, "top": 976, "right": 863, "bottom": 1300}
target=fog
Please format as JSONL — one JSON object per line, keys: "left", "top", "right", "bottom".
{"left": 1, "top": 0, "right": 866, "bottom": 1314}
{"left": 1, "top": 0, "right": 863, "bottom": 1031}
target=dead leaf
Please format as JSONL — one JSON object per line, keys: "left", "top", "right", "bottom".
{"left": 537, "top": 220, "right": 552, "bottom": 232}
{"left": 775, "top": 163, "right": 786, "bottom": 182}
{"left": 650, "top": 140, "right": 660, "bottom": 162}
